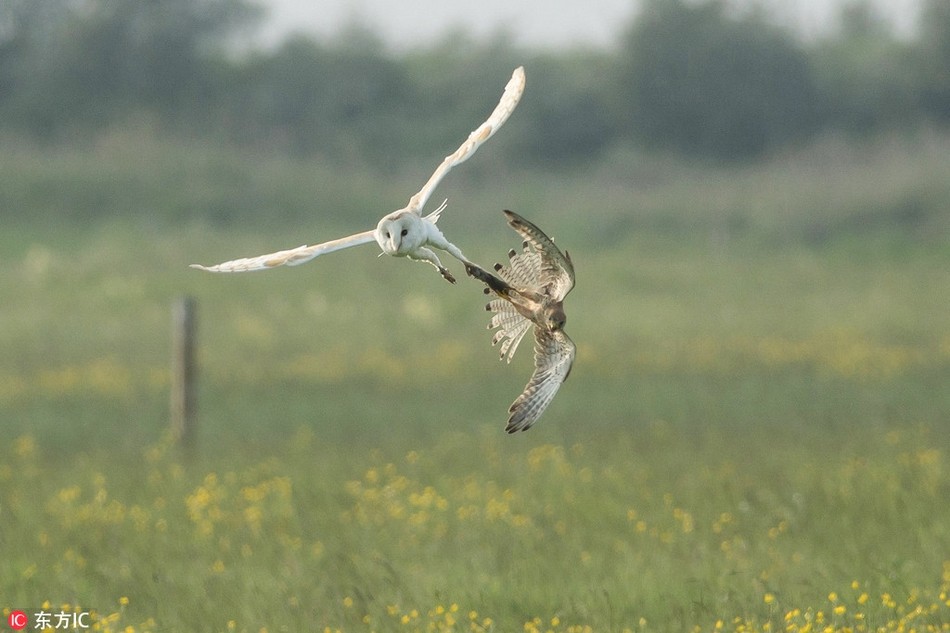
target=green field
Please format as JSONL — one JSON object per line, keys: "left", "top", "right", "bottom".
{"left": 1, "top": 132, "right": 949, "bottom": 632}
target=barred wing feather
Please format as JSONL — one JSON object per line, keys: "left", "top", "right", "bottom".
{"left": 506, "top": 328, "right": 575, "bottom": 433}
{"left": 487, "top": 298, "right": 533, "bottom": 363}
{"left": 503, "top": 210, "right": 574, "bottom": 300}
{"left": 485, "top": 245, "right": 542, "bottom": 362}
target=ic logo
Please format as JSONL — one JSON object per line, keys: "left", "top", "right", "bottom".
{"left": 7, "top": 610, "right": 28, "bottom": 631}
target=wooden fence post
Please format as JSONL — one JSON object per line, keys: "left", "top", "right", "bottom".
{"left": 171, "top": 296, "right": 197, "bottom": 447}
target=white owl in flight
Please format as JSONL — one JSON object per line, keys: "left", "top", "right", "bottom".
{"left": 465, "top": 210, "right": 575, "bottom": 432}
{"left": 191, "top": 67, "right": 526, "bottom": 284}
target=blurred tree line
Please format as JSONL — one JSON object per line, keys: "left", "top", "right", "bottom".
{"left": 2, "top": 0, "right": 950, "bottom": 164}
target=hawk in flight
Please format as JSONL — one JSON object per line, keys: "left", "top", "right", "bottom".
{"left": 466, "top": 210, "right": 575, "bottom": 432}
{"left": 192, "top": 67, "right": 526, "bottom": 284}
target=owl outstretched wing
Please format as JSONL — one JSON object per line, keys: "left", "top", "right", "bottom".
{"left": 411, "top": 67, "right": 526, "bottom": 218}
{"left": 190, "top": 230, "right": 376, "bottom": 272}
{"left": 191, "top": 68, "right": 525, "bottom": 275}
{"left": 503, "top": 210, "right": 574, "bottom": 301}
{"left": 506, "top": 328, "right": 575, "bottom": 433}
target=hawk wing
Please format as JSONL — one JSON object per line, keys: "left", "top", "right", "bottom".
{"left": 412, "top": 67, "right": 526, "bottom": 218}
{"left": 506, "top": 328, "right": 575, "bottom": 433}
{"left": 503, "top": 210, "right": 574, "bottom": 301}
{"left": 190, "top": 230, "right": 376, "bottom": 272}
{"left": 499, "top": 246, "right": 542, "bottom": 290}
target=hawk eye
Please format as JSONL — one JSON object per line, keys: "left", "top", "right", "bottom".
{"left": 400, "top": 228, "right": 409, "bottom": 237}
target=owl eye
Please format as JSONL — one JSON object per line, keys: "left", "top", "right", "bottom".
{"left": 384, "top": 231, "right": 390, "bottom": 239}
{"left": 400, "top": 228, "right": 409, "bottom": 237}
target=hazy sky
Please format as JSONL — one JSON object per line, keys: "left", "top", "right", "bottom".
{"left": 254, "top": 0, "right": 920, "bottom": 50}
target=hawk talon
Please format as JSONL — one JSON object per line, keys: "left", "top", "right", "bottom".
{"left": 466, "top": 263, "right": 501, "bottom": 288}
{"left": 465, "top": 263, "right": 509, "bottom": 295}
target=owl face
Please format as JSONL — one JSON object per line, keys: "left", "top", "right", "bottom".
{"left": 375, "top": 212, "right": 426, "bottom": 256}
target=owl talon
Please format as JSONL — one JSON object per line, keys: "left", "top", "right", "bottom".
{"left": 440, "top": 267, "right": 457, "bottom": 284}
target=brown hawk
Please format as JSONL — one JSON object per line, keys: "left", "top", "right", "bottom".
{"left": 466, "top": 210, "right": 575, "bottom": 432}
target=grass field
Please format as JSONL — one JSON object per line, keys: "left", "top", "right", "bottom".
{"left": 1, "top": 131, "right": 949, "bottom": 632}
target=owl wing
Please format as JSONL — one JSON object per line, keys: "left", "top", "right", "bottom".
{"left": 506, "top": 328, "right": 575, "bottom": 433}
{"left": 409, "top": 67, "right": 526, "bottom": 218}
{"left": 190, "top": 229, "right": 376, "bottom": 272}
{"left": 503, "top": 210, "right": 574, "bottom": 301}
{"left": 191, "top": 69, "right": 524, "bottom": 274}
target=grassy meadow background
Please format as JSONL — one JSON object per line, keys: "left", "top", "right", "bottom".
{"left": 1, "top": 128, "right": 950, "bottom": 632}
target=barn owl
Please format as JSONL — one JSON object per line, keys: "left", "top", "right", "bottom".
{"left": 465, "top": 210, "right": 575, "bottom": 432}
{"left": 190, "top": 66, "right": 526, "bottom": 284}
